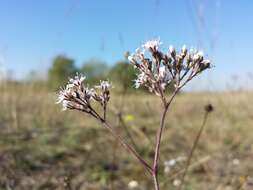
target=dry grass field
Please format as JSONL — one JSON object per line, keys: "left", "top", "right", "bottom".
{"left": 0, "top": 83, "right": 252, "bottom": 190}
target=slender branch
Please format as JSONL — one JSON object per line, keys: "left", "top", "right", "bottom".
{"left": 153, "top": 104, "right": 169, "bottom": 171}
{"left": 153, "top": 174, "right": 160, "bottom": 190}
{"left": 100, "top": 119, "right": 153, "bottom": 175}
{"left": 117, "top": 112, "right": 139, "bottom": 151}
{"left": 103, "top": 103, "right": 107, "bottom": 120}
{"left": 178, "top": 110, "right": 210, "bottom": 190}
{"left": 152, "top": 88, "right": 179, "bottom": 190}
{"left": 83, "top": 107, "right": 152, "bottom": 174}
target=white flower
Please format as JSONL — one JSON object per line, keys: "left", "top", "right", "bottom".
{"left": 128, "top": 48, "right": 145, "bottom": 64}
{"left": 164, "top": 159, "right": 177, "bottom": 174}
{"left": 164, "top": 159, "right": 176, "bottom": 167}
{"left": 69, "top": 74, "right": 86, "bottom": 86}
{"left": 197, "top": 50, "right": 204, "bottom": 57}
{"left": 158, "top": 66, "right": 171, "bottom": 81}
{"left": 128, "top": 39, "right": 211, "bottom": 95}
{"left": 232, "top": 158, "right": 240, "bottom": 165}
{"left": 164, "top": 165, "right": 171, "bottom": 174}
{"left": 128, "top": 55, "right": 135, "bottom": 63}
{"left": 181, "top": 44, "right": 187, "bottom": 52}
{"left": 96, "top": 80, "right": 112, "bottom": 91}
{"left": 181, "top": 44, "right": 187, "bottom": 55}
{"left": 156, "top": 67, "right": 172, "bottom": 90}
{"left": 193, "top": 50, "right": 204, "bottom": 61}
{"left": 169, "top": 45, "right": 175, "bottom": 54}
{"left": 56, "top": 90, "right": 65, "bottom": 104}
{"left": 134, "top": 72, "right": 148, "bottom": 88}
{"left": 56, "top": 87, "right": 73, "bottom": 104}
{"left": 158, "top": 66, "right": 166, "bottom": 78}
{"left": 164, "top": 156, "right": 186, "bottom": 174}
{"left": 56, "top": 73, "right": 113, "bottom": 114}
{"left": 128, "top": 180, "right": 139, "bottom": 189}
{"left": 134, "top": 80, "right": 140, "bottom": 88}
{"left": 62, "top": 100, "right": 69, "bottom": 111}
{"left": 173, "top": 179, "right": 181, "bottom": 187}
{"left": 193, "top": 54, "right": 199, "bottom": 61}
{"left": 56, "top": 73, "right": 96, "bottom": 111}
{"left": 142, "top": 39, "right": 162, "bottom": 51}
{"left": 86, "top": 88, "right": 96, "bottom": 100}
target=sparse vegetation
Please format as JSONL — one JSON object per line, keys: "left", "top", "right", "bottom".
{"left": 0, "top": 83, "right": 252, "bottom": 189}
{"left": 1, "top": 1, "right": 252, "bottom": 189}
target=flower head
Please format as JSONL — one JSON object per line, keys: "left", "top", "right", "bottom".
{"left": 128, "top": 48, "right": 145, "bottom": 65}
{"left": 142, "top": 39, "right": 162, "bottom": 51}
{"left": 57, "top": 74, "right": 112, "bottom": 117}
{"left": 96, "top": 80, "right": 112, "bottom": 92}
{"left": 128, "top": 39, "right": 211, "bottom": 96}
{"left": 134, "top": 72, "right": 148, "bottom": 88}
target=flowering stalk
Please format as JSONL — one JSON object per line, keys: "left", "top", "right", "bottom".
{"left": 56, "top": 74, "right": 153, "bottom": 174}
{"left": 57, "top": 39, "right": 211, "bottom": 190}
{"left": 178, "top": 104, "right": 213, "bottom": 190}
{"left": 152, "top": 89, "right": 178, "bottom": 190}
{"left": 128, "top": 39, "right": 211, "bottom": 190}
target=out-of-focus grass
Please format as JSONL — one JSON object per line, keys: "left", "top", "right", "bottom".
{"left": 0, "top": 82, "right": 252, "bottom": 190}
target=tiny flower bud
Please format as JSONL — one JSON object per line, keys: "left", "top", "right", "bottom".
{"left": 197, "top": 51, "right": 204, "bottom": 62}
{"left": 128, "top": 55, "right": 135, "bottom": 63}
{"left": 193, "top": 54, "right": 200, "bottom": 62}
{"left": 142, "top": 39, "right": 162, "bottom": 52}
{"left": 197, "top": 51, "right": 204, "bottom": 58}
{"left": 181, "top": 44, "right": 187, "bottom": 56}
{"left": 169, "top": 45, "right": 176, "bottom": 57}
{"left": 199, "top": 59, "right": 211, "bottom": 71}
{"left": 204, "top": 103, "right": 214, "bottom": 112}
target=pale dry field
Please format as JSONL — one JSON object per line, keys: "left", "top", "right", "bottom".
{"left": 0, "top": 83, "right": 252, "bottom": 190}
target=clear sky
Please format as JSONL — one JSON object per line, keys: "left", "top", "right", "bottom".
{"left": 0, "top": 0, "right": 252, "bottom": 90}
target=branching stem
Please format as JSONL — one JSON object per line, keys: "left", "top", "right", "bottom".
{"left": 99, "top": 119, "right": 153, "bottom": 175}
{"left": 178, "top": 110, "right": 210, "bottom": 190}
{"left": 152, "top": 88, "right": 179, "bottom": 190}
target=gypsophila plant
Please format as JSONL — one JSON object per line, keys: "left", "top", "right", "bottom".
{"left": 57, "top": 39, "right": 211, "bottom": 190}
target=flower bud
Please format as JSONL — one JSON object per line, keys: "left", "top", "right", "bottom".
{"left": 169, "top": 45, "right": 176, "bottom": 58}
{"left": 128, "top": 55, "right": 135, "bottom": 63}
{"left": 181, "top": 44, "right": 187, "bottom": 57}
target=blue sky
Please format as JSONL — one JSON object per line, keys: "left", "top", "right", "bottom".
{"left": 0, "top": 0, "right": 252, "bottom": 90}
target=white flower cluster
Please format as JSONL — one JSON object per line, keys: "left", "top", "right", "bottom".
{"left": 142, "top": 39, "right": 162, "bottom": 51}
{"left": 164, "top": 156, "right": 186, "bottom": 174}
{"left": 57, "top": 73, "right": 112, "bottom": 114}
{"left": 128, "top": 39, "right": 211, "bottom": 96}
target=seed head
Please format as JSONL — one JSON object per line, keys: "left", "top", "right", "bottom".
{"left": 204, "top": 103, "right": 214, "bottom": 113}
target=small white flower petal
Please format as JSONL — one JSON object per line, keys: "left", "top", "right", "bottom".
{"left": 128, "top": 180, "right": 139, "bottom": 189}
{"left": 142, "top": 39, "right": 162, "bottom": 50}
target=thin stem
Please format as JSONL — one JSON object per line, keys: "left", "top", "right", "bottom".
{"left": 118, "top": 112, "right": 139, "bottom": 151}
{"left": 152, "top": 89, "right": 179, "bottom": 190}
{"left": 100, "top": 119, "right": 153, "bottom": 175}
{"left": 153, "top": 174, "right": 160, "bottom": 190}
{"left": 103, "top": 103, "right": 107, "bottom": 120}
{"left": 178, "top": 110, "right": 210, "bottom": 190}
{"left": 153, "top": 104, "right": 169, "bottom": 170}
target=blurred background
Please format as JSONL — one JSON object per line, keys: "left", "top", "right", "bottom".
{"left": 0, "top": 1, "right": 252, "bottom": 190}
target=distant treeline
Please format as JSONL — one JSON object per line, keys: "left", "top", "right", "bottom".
{"left": 47, "top": 54, "right": 137, "bottom": 91}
